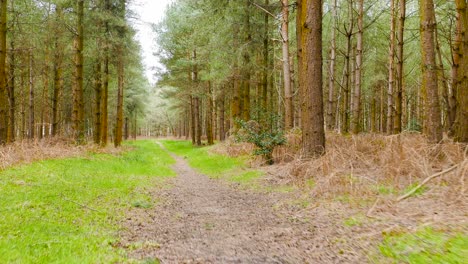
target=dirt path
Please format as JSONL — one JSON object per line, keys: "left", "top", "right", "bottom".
{"left": 121, "top": 145, "right": 360, "bottom": 263}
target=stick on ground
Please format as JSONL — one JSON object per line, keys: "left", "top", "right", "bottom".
{"left": 397, "top": 164, "right": 459, "bottom": 202}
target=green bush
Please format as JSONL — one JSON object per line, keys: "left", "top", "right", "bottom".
{"left": 235, "top": 118, "right": 286, "bottom": 165}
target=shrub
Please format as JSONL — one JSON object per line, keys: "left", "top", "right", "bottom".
{"left": 235, "top": 118, "right": 286, "bottom": 165}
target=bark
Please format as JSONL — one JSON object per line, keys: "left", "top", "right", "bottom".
{"left": 242, "top": 0, "right": 251, "bottom": 121}
{"left": 327, "top": 0, "right": 337, "bottom": 130}
{"left": 351, "top": 0, "right": 364, "bottom": 134}
{"left": 52, "top": 6, "right": 63, "bottom": 137}
{"left": 94, "top": 59, "right": 102, "bottom": 144}
{"left": 40, "top": 45, "right": 50, "bottom": 139}
{"left": 454, "top": 0, "right": 468, "bottom": 142}
{"left": 114, "top": 47, "right": 124, "bottom": 147}
{"left": 7, "top": 36, "right": 14, "bottom": 142}
{"left": 206, "top": 82, "right": 214, "bottom": 145}
{"left": 341, "top": 0, "right": 353, "bottom": 134}
{"left": 394, "top": 0, "right": 406, "bottom": 133}
{"left": 300, "top": 0, "right": 326, "bottom": 157}
{"left": 101, "top": 0, "right": 110, "bottom": 146}
{"left": 29, "top": 53, "right": 35, "bottom": 139}
{"left": 219, "top": 90, "right": 225, "bottom": 141}
{"left": 72, "top": 0, "right": 85, "bottom": 143}
{"left": 194, "top": 96, "right": 201, "bottom": 146}
{"left": 419, "top": 0, "right": 442, "bottom": 142}
{"left": 387, "top": 0, "right": 396, "bottom": 134}
{"left": 262, "top": 0, "right": 269, "bottom": 111}
{"left": 190, "top": 96, "right": 196, "bottom": 145}
{"left": 281, "top": 0, "right": 293, "bottom": 130}
{"left": 231, "top": 24, "right": 241, "bottom": 129}
{"left": 114, "top": 0, "right": 126, "bottom": 147}
{"left": 449, "top": 14, "right": 460, "bottom": 132}
{"left": 0, "top": 0, "right": 7, "bottom": 144}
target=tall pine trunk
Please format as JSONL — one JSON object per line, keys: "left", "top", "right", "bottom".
{"left": 114, "top": 0, "right": 126, "bottom": 147}
{"left": 281, "top": 0, "right": 293, "bottom": 129}
{"left": 351, "top": 0, "right": 364, "bottom": 134}
{"left": 454, "top": 0, "right": 468, "bottom": 142}
{"left": 394, "top": 0, "right": 406, "bottom": 133}
{"left": 0, "top": 0, "right": 7, "bottom": 144}
{"left": 327, "top": 0, "right": 337, "bottom": 130}
{"left": 387, "top": 0, "right": 396, "bottom": 134}
{"left": 72, "top": 0, "right": 85, "bottom": 143}
{"left": 420, "top": 0, "right": 442, "bottom": 142}
{"left": 299, "top": 0, "right": 325, "bottom": 157}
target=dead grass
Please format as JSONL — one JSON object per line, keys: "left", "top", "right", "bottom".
{"left": 213, "top": 132, "right": 467, "bottom": 260}
{"left": 266, "top": 132, "right": 467, "bottom": 200}
{"left": 0, "top": 137, "right": 124, "bottom": 170}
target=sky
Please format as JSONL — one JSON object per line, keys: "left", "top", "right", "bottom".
{"left": 129, "top": 0, "right": 173, "bottom": 84}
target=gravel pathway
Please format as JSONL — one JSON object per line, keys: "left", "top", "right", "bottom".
{"left": 120, "top": 144, "right": 360, "bottom": 263}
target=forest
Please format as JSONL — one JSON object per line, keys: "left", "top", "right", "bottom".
{"left": 0, "top": 0, "right": 467, "bottom": 263}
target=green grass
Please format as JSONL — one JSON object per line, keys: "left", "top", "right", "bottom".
{"left": 0, "top": 140, "right": 175, "bottom": 263}
{"left": 379, "top": 227, "right": 468, "bottom": 263}
{"left": 160, "top": 140, "right": 264, "bottom": 183}
{"left": 161, "top": 140, "right": 244, "bottom": 177}
{"left": 401, "top": 183, "right": 428, "bottom": 197}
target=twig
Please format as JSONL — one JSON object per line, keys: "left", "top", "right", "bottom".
{"left": 397, "top": 164, "right": 459, "bottom": 202}
{"left": 62, "top": 196, "right": 104, "bottom": 213}
{"left": 366, "top": 198, "right": 380, "bottom": 218}
{"left": 251, "top": 1, "right": 276, "bottom": 18}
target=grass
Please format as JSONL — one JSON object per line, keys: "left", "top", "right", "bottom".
{"left": 0, "top": 140, "right": 175, "bottom": 263}
{"left": 378, "top": 227, "right": 468, "bottom": 263}
{"left": 160, "top": 140, "right": 265, "bottom": 184}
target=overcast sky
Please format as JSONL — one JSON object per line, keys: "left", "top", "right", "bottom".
{"left": 130, "top": 0, "right": 173, "bottom": 84}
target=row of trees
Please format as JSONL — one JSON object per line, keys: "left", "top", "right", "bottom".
{"left": 0, "top": 0, "right": 149, "bottom": 147}
{"left": 155, "top": 0, "right": 468, "bottom": 156}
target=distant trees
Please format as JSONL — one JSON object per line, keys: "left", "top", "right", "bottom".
{"left": 0, "top": 0, "right": 149, "bottom": 146}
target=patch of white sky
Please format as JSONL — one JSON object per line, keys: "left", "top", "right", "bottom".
{"left": 129, "top": 0, "right": 173, "bottom": 84}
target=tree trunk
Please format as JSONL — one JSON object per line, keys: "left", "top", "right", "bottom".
{"left": 454, "top": 0, "right": 468, "bottom": 142}
{"left": 101, "top": 0, "right": 110, "bottom": 146}
{"left": 190, "top": 96, "right": 196, "bottom": 145}
{"left": 420, "top": 0, "right": 442, "bottom": 143}
{"left": 72, "top": 0, "right": 85, "bottom": 143}
{"left": 29, "top": 52, "right": 35, "bottom": 139}
{"left": 52, "top": 6, "right": 63, "bottom": 137}
{"left": 94, "top": 59, "right": 102, "bottom": 144}
{"left": 341, "top": 0, "right": 353, "bottom": 134}
{"left": 387, "top": 0, "right": 396, "bottom": 134}
{"left": 300, "top": 0, "right": 326, "bottom": 157}
{"left": 449, "top": 12, "right": 460, "bottom": 133}
{"left": 7, "top": 36, "right": 14, "bottom": 142}
{"left": 0, "top": 0, "right": 7, "bottom": 144}
{"left": 281, "top": 0, "right": 293, "bottom": 130}
{"left": 219, "top": 90, "right": 225, "bottom": 141}
{"left": 206, "top": 82, "right": 214, "bottom": 145}
{"left": 114, "top": 0, "right": 125, "bottom": 147}
{"left": 114, "top": 47, "right": 124, "bottom": 147}
{"left": 394, "top": 0, "right": 406, "bottom": 133}
{"left": 262, "top": 0, "right": 269, "bottom": 111}
{"left": 241, "top": 0, "right": 251, "bottom": 122}
{"left": 351, "top": 0, "right": 364, "bottom": 134}
{"left": 327, "top": 0, "right": 337, "bottom": 130}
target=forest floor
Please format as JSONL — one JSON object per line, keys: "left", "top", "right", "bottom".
{"left": 0, "top": 138, "right": 466, "bottom": 263}
{"left": 121, "top": 139, "right": 467, "bottom": 264}
{"left": 121, "top": 142, "right": 355, "bottom": 263}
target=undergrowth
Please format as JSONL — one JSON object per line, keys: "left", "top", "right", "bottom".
{"left": 0, "top": 140, "right": 175, "bottom": 263}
